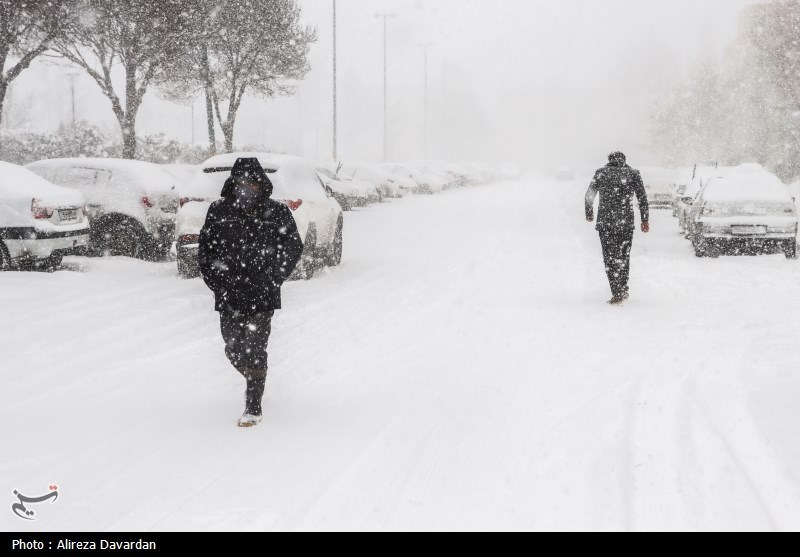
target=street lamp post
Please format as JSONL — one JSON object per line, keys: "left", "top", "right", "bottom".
{"left": 376, "top": 13, "right": 395, "bottom": 162}
{"left": 333, "top": 0, "right": 338, "bottom": 161}
{"left": 66, "top": 72, "right": 80, "bottom": 125}
{"left": 420, "top": 43, "right": 434, "bottom": 162}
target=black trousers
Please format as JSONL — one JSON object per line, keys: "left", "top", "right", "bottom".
{"left": 599, "top": 228, "right": 634, "bottom": 297}
{"left": 219, "top": 310, "right": 274, "bottom": 376}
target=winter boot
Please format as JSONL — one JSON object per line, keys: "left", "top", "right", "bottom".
{"left": 608, "top": 294, "right": 628, "bottom": 306}
{"left": 238, "top": 370, "right": 267, "bottom": 428}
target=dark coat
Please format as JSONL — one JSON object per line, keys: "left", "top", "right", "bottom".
{"left": 585, "top": 162, "right": 649, "bottom": 231}
{"left": 198, "top": 159, "right": 304, "bottom": 314}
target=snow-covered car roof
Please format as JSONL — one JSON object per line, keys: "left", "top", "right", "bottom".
{"left": 188, "top": 152, "right": 326, "bottom": 202}
{"left": 703, "top": 164, "right": 791, "bottom": 203}
{"left": 0, "top": 161, "right": 84, "bottom": 206}
{"left": 27, "top": 158, "right": 177, "bottom": 194}
{"left": 338, "top": 162, "right": 395, "bottom": 183}
{"left": 641, "top": 167, "right": 694, "bottom": 187}
{"left": 161, "top": 164, "right": 198, "bottom": 192}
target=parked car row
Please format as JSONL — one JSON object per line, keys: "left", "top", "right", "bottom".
{"left": 671, "top": 163, "right": 798, "bottom": 259}
{"left": 0, "top": 154, "right": 499, "bottom": 274}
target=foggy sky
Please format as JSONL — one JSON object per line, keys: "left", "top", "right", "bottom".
{"left": 4, "top": 0, "right": 761, "bottom": 171}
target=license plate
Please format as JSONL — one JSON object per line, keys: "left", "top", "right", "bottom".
{"left": 58, "top": 208, "right": 78, "bottom": 222}
{"left": 731, "top": 225, "right": 767, "bottom": 236}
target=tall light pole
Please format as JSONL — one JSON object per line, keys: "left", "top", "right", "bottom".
{"left": 420, "top": 43, "right": 434, "bottom": 162}
{"left": 376, "top": 13, "right": 395, "bottom": 162}
{"left": 66, "top": 72, "right": 80, "bottom": 125}
{"left": 332, "top": 0, "right": 338, "bottom": 161}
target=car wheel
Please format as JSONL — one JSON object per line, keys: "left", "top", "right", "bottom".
{"left": 292, "top": 228, "right": 317, "bottom": 281}
{"left": 326, "top": 220, "right": 344, "bottom": 267}
{"left": 40, "top": 254, "right": 63, "bottom": 271}
{"left": 0, "top": 241, "right": 11, "bottom": 271}
{"left": 178, "top": 254, "right": 201, "bottom": 279}
{"left": 91, "top": 216, "right": 145, "bottom": 258}
{"left": 784, "top": 240, "right": 798, "bottom": 260}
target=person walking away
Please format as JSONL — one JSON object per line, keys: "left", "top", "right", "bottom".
{"left": 198, "top": 158, "right": 304, "bottom": 427}
{"left": 585, "top": 151, "right": 650, "bottom": 305}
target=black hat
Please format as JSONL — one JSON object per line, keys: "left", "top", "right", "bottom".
{"left": 608, "top": 151, "right": 627, "bottom": 165}
{"left": 221, "top": 157, "right": 273, "bottom": 199}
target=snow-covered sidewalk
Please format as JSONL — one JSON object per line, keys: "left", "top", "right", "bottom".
{"left": 3, "top": 178, "right": 800, "bottom": 531}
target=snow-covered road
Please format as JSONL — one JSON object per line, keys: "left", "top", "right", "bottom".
{"left": 3, "top": 177, "right": 800, "bottom": 531}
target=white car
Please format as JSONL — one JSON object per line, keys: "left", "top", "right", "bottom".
{"left": 176, "top": 152, "right": 343, "bottom": 280}
{"left": 316, "top": 167, "right": 372, "bottom": 210}
{"left": 688, "top": 164, "right": 798, "bottom": 259}
{"left": 161, "top": 164, "right": 198, "bottom": 192}
{"left": 338, "top": 163, "right": 408, "bottom": 198}
{"left": 408, "top": 161, "right": 461, "bottom": 190}
{"left": 0, "top": 161, "right": 90, "bottom": 270}
{"left": 26, "top": 158, "right": 179, "bottom": 259}
{"left": 639, "top": 167, "right": 692, "bottom": 210}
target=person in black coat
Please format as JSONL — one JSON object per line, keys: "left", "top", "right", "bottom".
{"left": 585, "top": 152, "right": 650, "bottom": 305}
{"left": 198, "top": 158, "right": 304, "bottom": 427}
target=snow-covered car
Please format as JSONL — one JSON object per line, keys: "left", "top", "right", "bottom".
{"left": 26, "top": 158, "right": 179, "bottom": 259}
{"left": 443, "top": 163, "right": 479, "bottom": 186}
{"left": 382, "top": 164, "right": 443, "bottom": 195}
{"left": 640, "top": 167, "right": 691, "bottom": 210}
{"left": 672, "top": 184, "right": 688, "bottom": 217}
{"left": 463, "top": 163, "right": 498, "bottom": 184}
{"left": 675, "top": 166, "right": 733, "bottom": 235}
{"left": 161, "top": 164, "right": 198, "bottom": 192}
{"left": 407, "top": 162, "right": 459, "bottom": 191}
{"left": 0, "top": 161, "right": 90, "bottom": 270}
{"left": 176, "top": 153, "right": 343, "bottom": 280}
{"left": 336, "top": 163, "right": 403, "bottom": 198}
{"left": 688, "top": 164, "right": 798, "bottom": 258}
{"left": 316, "top": 167, "right": 370, "bottom": 210}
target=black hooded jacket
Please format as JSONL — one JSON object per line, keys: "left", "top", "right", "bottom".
{"left": 198, "top": 158, "right": 304, "bottom": 313}
{"left": 585, "top": 161, "right": 649, "bottom": 231}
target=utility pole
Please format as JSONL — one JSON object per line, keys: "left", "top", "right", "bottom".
{"left": 66, "top": 72, "right": 80, "bottom": 125}
{"left": 420, "top": 43, "right": 434, "bottom": 162}
{"left": 333, "top": 0, "right": 338, "bottom": 161}
{"left": 442, "top": 63, "right": 448, "bottom": 162}
{"left": 376, "top": 13, "right": 395, "bottom": 162}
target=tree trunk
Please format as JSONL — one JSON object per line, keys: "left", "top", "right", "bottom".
{"left": 120, "top": 63, "right": 140, "bottom": 159}
{"left": 121, "top": 118, "right": 137, "bottom": 159}
{"left": 201, "top": 48, "right": 216, "bottom": 156}
{"left": 205, "top": 86, "right": 216, "bottom": 156}
{"left": 222, "top": 120, "right": 234, "bottom": 153}
{"left": 0, "top": 79, "right": 6, "bottom": 130}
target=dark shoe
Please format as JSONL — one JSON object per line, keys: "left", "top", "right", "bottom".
{"left": 608, "top": 295, "right": 625, "bottom": 305}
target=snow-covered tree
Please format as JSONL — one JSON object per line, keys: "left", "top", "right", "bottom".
{"left": 158, "top": 0, "right": 316, "bottom": 154}
{"left": 0, "top": 0, "right": 76, "bottom": 128}
{"left": 650, "top": 1, "right": 800, "bottom": 180}
{"left": 49, "top": 0, "right": 199, "bottom": 159}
